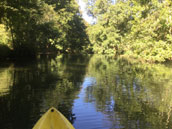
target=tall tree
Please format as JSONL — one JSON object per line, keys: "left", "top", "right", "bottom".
{"left": 0, "top": 0, "right": 89, "bottom": 57}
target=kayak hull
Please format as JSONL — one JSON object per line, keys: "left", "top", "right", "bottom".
{"left": 33, "top": 107, "right": 75, "bottom": 129}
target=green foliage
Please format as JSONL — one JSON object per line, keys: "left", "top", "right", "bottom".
{"left": 0, "top": 24, "right": 12, "bottom": 58}
{"left": 0, "top": 0, "right": 89, "bottom": 57}
{"left": 87, "top": 0, "right": 172, "bottom": 62}
{"left": 0, "top": 24, "right": 11, "bottom": 46}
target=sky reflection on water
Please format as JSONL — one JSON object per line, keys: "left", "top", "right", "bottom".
{"left": 0, "top": 55, "right": 172, "bottom": 129}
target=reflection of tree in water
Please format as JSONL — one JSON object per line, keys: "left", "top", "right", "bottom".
{"left": 86, "top": 55, "right": 172, "bottom": 129}
{"left": 0, "top": 54, "right": 90, "bottom": 129}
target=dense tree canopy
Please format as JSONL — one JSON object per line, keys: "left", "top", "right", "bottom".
{"left": 1, "top": 0, "right": 172, "bottom": 62}
{"left": 0, "top": 0, "right": 89, "bottom": 57}
{"left": 86, "top": 0, "right": 172, "bottom": 62}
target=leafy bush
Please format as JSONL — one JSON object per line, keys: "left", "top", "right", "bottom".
{"left": 86, "top": 0, "right": 172, "bottom": 62}
{"left": 0, "top": 24, "right": 11, "bottom": 58}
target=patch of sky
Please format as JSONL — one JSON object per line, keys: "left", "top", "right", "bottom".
{"left": 77, "top": 0, "right": 96, "bottom": 24}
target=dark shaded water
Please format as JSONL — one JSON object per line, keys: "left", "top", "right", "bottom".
{"left": 0, "top": 55, "right": 172, "bottom": 129}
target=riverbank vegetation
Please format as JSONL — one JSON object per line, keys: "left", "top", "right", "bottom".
{"left": 86, "top": 0, "right": 172, "bottom": 62}
{"left": 1, "top": 0, "right": 172, "bottom": 62}
{"left": 0, "top": 0, "right": 89, "bottom": 58}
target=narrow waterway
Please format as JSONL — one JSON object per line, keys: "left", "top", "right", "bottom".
{"left": 0, "top": 55, "right": 172, "bottom": 129}
{"left": 73, "top": 77, "right": 115, "bottom": 129}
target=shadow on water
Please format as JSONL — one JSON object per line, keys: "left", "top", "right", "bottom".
{"left": 0, "top": 54, "right": 90, "bottom": 129}
{"left": 1, "top": 54, "right": 172, "bottom": 129}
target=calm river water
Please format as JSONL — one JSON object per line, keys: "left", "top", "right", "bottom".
{"left": 0, "top": 55, "right": 172, "bottom": 129}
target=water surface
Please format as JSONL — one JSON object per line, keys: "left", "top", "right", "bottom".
{"left": 0, "top": 55, "right": 172, "bottom": 129}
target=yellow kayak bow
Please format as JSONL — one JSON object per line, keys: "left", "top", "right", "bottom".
{"left": 33, "top": 107, "right": 75, "bottom": 129}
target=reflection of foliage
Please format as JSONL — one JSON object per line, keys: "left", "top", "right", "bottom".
{"left": 56, "top": 79, "right": 73, "bottom": 93}
{"left": 86, "top": 55, "right": 172, "bottom": 128}
{"left": 0, "top": 55, "right": 89, "bottom": 129}
{"left": 0, "top": 65, "right": 13, "bottom": 95}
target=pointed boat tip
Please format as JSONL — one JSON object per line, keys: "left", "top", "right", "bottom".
{"left": 33, "top": 107, "right": 75, "bottom": 129}
{"left": 50, "top": 107, "right": 56, "bottom": 109}
{"left": 49, "top": 107, "right": 57, "bottom": 112}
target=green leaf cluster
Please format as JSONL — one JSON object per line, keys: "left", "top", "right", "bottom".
{"left": 0, "top": 0, "right": 89, "bottom": 57}
{"left": 87, "top": 0, "right": 172, "bottom": 62}
{"left": 0, "top": 24, "right": 12, "bottom": 58}
{"left": 0, "top": 24, "right": 10, "bottom": 46}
